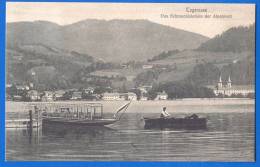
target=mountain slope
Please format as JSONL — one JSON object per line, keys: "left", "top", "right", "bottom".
{"left": 6, "top": 19, "right": 209, "bottom": 62}
{"left": 6, "top": 43, "right": 94, "bottom": 89}
{"left": 141, "top": 24, "right": 255, "bottom": 85}
{"left": 197, "top": 24, "right": 255, "bottom": 52}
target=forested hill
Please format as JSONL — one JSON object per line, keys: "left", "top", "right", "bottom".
{"left": 197, "top": 24, "right": 255, "bottom": 53}
{"left": 136, "top": 24, "right": 255, "bottom": 87}
{"left": 6, "top": 19, "right": 209, "bottom": 62}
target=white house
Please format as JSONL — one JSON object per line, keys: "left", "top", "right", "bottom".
{"left": 41, "top": 91, "right": 54, "bottom": 101}
{"left": 155, "top": 91, "right": 168, "bottom": 100}
{"left": 138, "top": 85, "right": 152, "bottom": 94}
{"left": 142, "top": 64, "right": 153, "bottom": 69}
{"left": 54, "top": 90, "right": 66, "bottom": 100}
{"left": 102, "top": 93, "right": 121, "bottom": 101}
{"left": 126, "top": 92, "right": 137, "bottom": 101}
{"left": 27, "top": 90, "right": 40, "bottom": 101}
{"left": 83, "top": 87, "right": 95, "bottom": 94}
{"left": 71, "top": 91, "right": 82, "bottom": 100}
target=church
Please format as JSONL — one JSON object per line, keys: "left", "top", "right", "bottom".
{"left": 209, "top": 76, "right": 254, "bottom": 97}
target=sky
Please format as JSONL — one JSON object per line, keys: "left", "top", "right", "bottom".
{"left": 6, "top": 2, "right": 255, "bottom": 38}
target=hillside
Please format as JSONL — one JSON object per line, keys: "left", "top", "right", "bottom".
{"left": 149, "top": 50, "right": 251, "bottom": 83}
{"left": 6, "top": 21, "right": 255, "bottom": 91}
{"left": 137, "top": 24, "right": 255, "bottom": 85}
{"left": 197, "top": 24, "right": 255, "bottom": 52}
{"left": 6, "top": 19, "right": 209, "bottom": 62}
{"left": 6, "top": 44, "right": 94, "bottom": 89}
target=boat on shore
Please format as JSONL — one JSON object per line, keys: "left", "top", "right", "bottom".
{"left": 143, "top": 114, "right": 207, "bottom": 130}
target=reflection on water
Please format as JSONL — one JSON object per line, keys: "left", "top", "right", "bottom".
{"left": 6, "top": 103, "right": 254, "bottom": 161}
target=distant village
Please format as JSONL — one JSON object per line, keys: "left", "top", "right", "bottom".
{"left": 6, "top": 82, "right": 169, "bottom": 102}
{"left": 6, "top": 75, "right": 254, "bottom": 102}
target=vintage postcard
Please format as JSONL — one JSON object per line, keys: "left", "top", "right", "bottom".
{"left": 5, "top": 2, "right": 255, "bottom": 161}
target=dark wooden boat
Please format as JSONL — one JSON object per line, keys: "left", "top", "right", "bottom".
{"left": 143, "top": 114, "right": 207, "bottom": 130}
{"left": 42, "top": 118, "right": 117, "bottom": 126}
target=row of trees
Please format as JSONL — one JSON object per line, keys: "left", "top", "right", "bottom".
{"left": 147, "top": 81, "right": 215, "bottom": 99}
{"left": 148, "top": 50, "right": 180, "bottom": 62}
{"left": 197, "top": 24, "right": 255, "bottom": 53}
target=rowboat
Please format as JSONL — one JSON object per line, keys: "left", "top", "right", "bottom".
{"left": 143, "top": 114, "right": 207, "bottom": 130}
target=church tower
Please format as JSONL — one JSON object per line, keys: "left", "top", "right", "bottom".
{"left": 227, "top": 75, "right": 232, "bottom": 88}
{"left": 217, "top": 75, "right": 223, "bottom": 89}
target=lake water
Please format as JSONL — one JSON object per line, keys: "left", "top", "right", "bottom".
{"left": 5, "top": 99, "right": 255, "bottom": 161}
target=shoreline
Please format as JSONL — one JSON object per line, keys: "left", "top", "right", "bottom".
{"left": 5, "top": 98, "right": 254, "bottom": 113}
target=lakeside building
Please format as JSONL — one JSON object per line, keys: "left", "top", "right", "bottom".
{"left": 208, "top": 76, "right": 255, "bottom": 97}
{"left": 142, "top": 64, "right": 153, "bottom": 69}
{"left": 138, "top": 85, "right": 152, "bottom": 94}
{"left": 13, "top": 95, "right": 22, "bottom": 101}
{"left": 71, "top": 91, "right": 82, "bottom": 100}
{"left": 125, "top": 92, "right": 137, "bottom": 101}
{"left": 26, "top": 90, "right": 40, "bottom": 101}
{"left": 155, "top": 91, "right": 168, "bottom": 100}
{"left": 41, "top": 91, "right": 54, "bottom": 101}
{"left": 138, "top": 85, "right": 152, "bottom": 101}
{"left": 102, "top": 92, "right": 120, "bottom": 100}
{"left": 83, "top": 87, "right": 95, "bottom": 94}
{"left": 54, "top": 90, "right": 66, "bottom": 100}
{"left": 16, "top": 85, "right": 29, "bottom": 91}
{"left": 102, "top": 92, "right": 137, "bottom": 101}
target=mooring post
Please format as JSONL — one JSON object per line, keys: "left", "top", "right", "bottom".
{"left": 36, "top": 106, "right": 39, "bottom": 128}
{"left": 28, "top": 109, "right": 33, "bottom": 144}
{"left": 29, "top": 110, "right": 33, "bottom": 129}
{"left": 101, "top": 105, "right": 103, "bottom": 118}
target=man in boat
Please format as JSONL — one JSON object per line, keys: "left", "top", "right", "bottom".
{"left": 160, "top": 107, "right": 170, "bottom": 118}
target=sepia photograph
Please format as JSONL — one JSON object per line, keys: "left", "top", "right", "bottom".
{"left": 5, "top": 2, "right": 255, "bottom": 161}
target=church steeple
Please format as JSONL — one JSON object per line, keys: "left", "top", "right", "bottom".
{"left": 217, "top": 75, "right": 223, "bottom": 88}
{"left": 219, "top": 75, "right": 222, "bottom": 82}
{"left": 227, "top": 75, "right": 232, "bottom": 88}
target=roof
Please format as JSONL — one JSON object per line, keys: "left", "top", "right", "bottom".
{"left": 84, "top": 87, "right": 95, "bottom": 90}
{"left": 54, "top": 90, "right": 66, "bottom": 94}
{"left": 44, "top": 91, "right": 54, "bottom": 94}
{"left": 27, "top": 90, "right": 38, "bottom": 95}
{"left": 54, "top": 90, "right": 66, "bottom": 96}
{"left": 157, "top": 91, "right": 168, "bottom": 95}
{"left": 103, "top": 92, "right": 120, "bottom": 96}
{"left": 72, "top": 91, "right": 82, "bottom": 95}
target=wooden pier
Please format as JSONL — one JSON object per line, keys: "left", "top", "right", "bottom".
{"left": 6, "top": 102, "right": 114, "bottom": 129}
{"left": 6, "top": 102, "right": 130, "bottom": 129}
{"left": 6, "top": 104, "right": 42, "bottom": 129}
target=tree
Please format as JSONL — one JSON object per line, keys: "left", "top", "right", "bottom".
{"left": 130, "top": 89, "right": 142, "bottom": 100}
